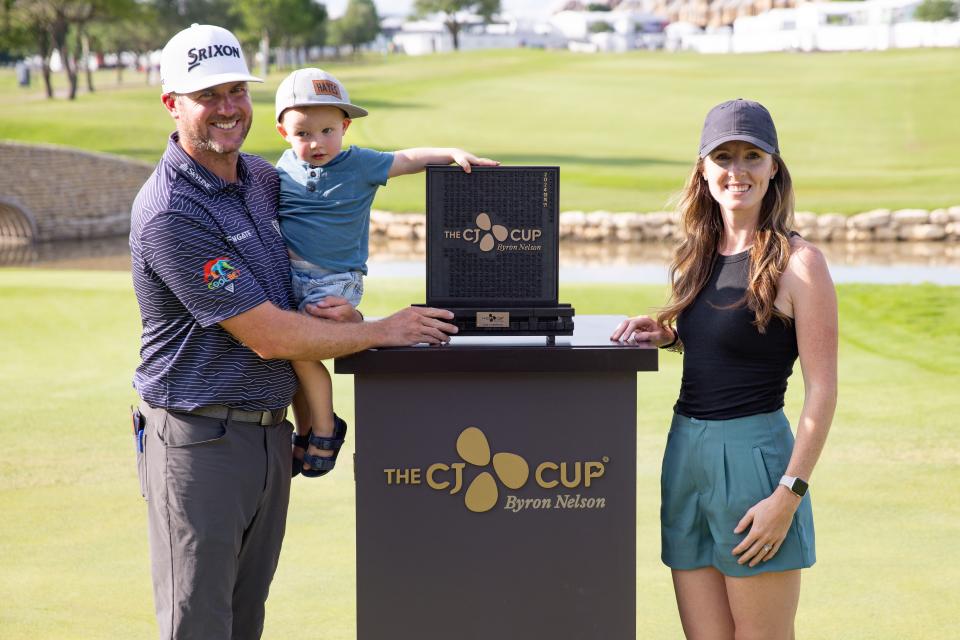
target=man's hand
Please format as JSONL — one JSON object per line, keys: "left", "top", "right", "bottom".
{"left": 373, "top": 306, "right": 457, "bottom": 346}
{"left": 304, "top": 296, "right": 363, "bottom": 323}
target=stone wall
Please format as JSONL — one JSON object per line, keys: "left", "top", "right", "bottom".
{"left": 0, "top": 141, "right": 153, "bottom": 242}
{"left": 1, "top": 140, "right": 957, "bottom": 245}
{"left": 370, "top": 207, "right": 960, "bottom": 243}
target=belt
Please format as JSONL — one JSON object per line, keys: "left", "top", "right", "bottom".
{"left": 184, "top": 405, "right": 287, "bottom": 426}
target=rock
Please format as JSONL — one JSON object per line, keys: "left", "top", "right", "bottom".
{"left": 849, "top": 208, "right": 891, "bottom": 229}
{"left": 386, "top": 223, "right": 415, "bottom": 240}
{"left": 930, "top": 209, "right": 951, "bottom": 225}
{"left": 945, "top": 222, "right": 960, "bottom": 239}
{"left": 643, "top": 212, "right": 671, "bottom": 227}
{"left": 898, "top": 224, "right": 946, "bottom": 241}
{"left": 845, "top": 228, "right": 874, "bottom": 242}
{"left": 818, "top": 213, "right": 847, "bottom": 231}
{"left": 794, "top": 211, "right": 817, "bottom": 227}
{"left": 873, "top": 226, "right": 899, "bottom": 241}
{"left": 892, "top": 209, "right": 929, "bottom": 224}
{"left": 586, "top": 210, "right": 614, "bottom": 227}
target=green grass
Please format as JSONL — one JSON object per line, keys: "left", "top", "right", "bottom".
{"left": 2, "top": 48, "right": 960, "bottom": 213}
{"left": 0, "top": 270, "right": 958, "bottom": 638}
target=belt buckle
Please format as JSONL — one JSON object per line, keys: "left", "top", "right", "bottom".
{"left": 260, "top": 408, "right": 285, "bottom": 426}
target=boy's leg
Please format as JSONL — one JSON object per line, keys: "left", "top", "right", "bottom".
{"left": 291, "top": 360, "right": 336, "bottom": 473}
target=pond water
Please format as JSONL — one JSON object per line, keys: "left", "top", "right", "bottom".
{"left": 3, "top": 236, "right": 959, "bottom": 285}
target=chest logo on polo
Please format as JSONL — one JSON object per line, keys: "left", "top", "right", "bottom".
{"left": 203, "top": 257, "right": 241, "bottom": 292}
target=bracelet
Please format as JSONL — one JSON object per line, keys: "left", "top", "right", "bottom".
{"left": 658, "top": 328, "right": 679, "bottom": 350}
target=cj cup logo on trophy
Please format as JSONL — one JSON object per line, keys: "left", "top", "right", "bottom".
{"left": 447, "top": 212, "right": 543, "bottom": 253}
{"left": 422, "top": 165, "right": 574, "bottom": 338}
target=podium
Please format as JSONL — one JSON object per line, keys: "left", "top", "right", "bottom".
{"left": 335, "top": 316, "right": 657, "bottom": 640}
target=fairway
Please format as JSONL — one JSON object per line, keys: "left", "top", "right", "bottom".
{"left": 2, "top": 48, "right": 959, "bottom": 214}
{"left": 0, "top": 270, "right": 958, "bottom": 638}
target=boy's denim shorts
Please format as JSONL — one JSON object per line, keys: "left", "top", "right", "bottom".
{"left": 290, "top": 259, "right": 363, "bottom": 311}
{"left": 660, "top": 409, "right": 816, "bottom": 577}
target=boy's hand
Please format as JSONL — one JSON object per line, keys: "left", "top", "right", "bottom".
{"left": 389, "top": 148, "right": 499, "bottom": 178}
{"left": 451, "top": 150, "right": 499, "bottom": 174}
{"left": 304, "top": 296, "right": 363, "bottom": 323}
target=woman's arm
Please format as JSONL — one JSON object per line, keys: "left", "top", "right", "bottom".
{"left": 732, "top": 241, "right": 838, "bottom": 567}
{"left": 781, "top": 241, "right": 839, "bottom": 482}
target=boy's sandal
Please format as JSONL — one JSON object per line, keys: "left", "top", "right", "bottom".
{"left": 301, "top": 414, "right": 348, "bottom": 478}
{"left": 291, "top": 432, "right": 311, "bottom": 478}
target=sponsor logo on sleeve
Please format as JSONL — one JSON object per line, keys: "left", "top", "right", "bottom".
{"left": 203, "top": 257, "right": 241, "bottom": 292}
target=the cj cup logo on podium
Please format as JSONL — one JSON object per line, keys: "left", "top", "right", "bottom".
{"left": 442, "top": 213, "right": 543, "bottom": 253}
{"left": 383, "top": 427, "right": 608, "bottom": 513}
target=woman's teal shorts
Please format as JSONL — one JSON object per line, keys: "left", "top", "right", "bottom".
{"left": 661, "top": 409, "right": 816, "bottom": 577}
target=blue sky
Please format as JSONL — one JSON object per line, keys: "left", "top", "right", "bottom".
{"left": 324, "top": 0, "right": 558, "bottom": 19}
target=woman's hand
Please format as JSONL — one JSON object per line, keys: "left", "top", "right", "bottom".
{"left": 610, "top": 315, "right": 675, "bottom": 346}
{"left": 731, "top": 487, "right": 802, "bottom": 567}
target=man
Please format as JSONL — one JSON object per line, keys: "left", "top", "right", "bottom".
{"left": 130, "top": 24, "right": 456, "bottom": 639}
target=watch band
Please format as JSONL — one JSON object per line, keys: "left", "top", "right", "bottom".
{"left": 779, "top": 475, "right": 809, "bottom": 497}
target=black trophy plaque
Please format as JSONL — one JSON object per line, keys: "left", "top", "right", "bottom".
{"left": 424, "top": 165, "right": 574, "bottom": 337}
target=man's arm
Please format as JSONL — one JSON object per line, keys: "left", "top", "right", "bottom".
{"left": 220, "top": 301, "right": 457, "bottom": 361}
{"left": 388, "top": 148, "right": 499, "bottom": 179}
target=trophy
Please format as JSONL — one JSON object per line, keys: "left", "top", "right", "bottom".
{"left": 422, "top": 165, "right": 574, "bottom": 341}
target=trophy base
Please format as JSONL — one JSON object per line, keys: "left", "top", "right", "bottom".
{"left": 416, "top": 303, "right": 575, "bottom": 338}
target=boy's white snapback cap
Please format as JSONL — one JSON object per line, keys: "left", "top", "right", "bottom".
{"left": 275, "top": 68, "right": 368, "bottom": 122}
{"left": 161, "top": 24, "right": 262, "bottom": 94}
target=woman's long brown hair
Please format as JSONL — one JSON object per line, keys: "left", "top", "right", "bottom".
{"left": 657, "top": 155, "right": 795, "bottom": 334}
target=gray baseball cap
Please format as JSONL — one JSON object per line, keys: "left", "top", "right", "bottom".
{"left": 275, "top": 67, "right": 368, "bottom": 122}
{"left": 699, "top": 99, "right": 779, "bottom": 158}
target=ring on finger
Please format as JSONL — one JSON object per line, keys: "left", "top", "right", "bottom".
{"left": 761, "top": 544, "right": 773, "bottom": 553}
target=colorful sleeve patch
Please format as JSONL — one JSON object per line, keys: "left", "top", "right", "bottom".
{"left": 203, "top": 257, "right": 242, "bottom": 292}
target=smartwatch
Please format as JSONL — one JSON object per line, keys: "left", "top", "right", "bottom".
{"left": 779, "top": 475, "right": 808, "bottom": 497}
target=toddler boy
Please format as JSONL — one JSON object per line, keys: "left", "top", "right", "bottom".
{"left": 275, "top": 67, "right": 497, "bottom": 475}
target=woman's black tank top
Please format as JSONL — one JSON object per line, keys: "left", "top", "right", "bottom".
{"left": 674, "top": 250, "right": 798, "bottom": 420}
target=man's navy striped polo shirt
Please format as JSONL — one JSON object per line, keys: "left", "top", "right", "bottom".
{"left": 130, "top": 133, "right": 298, "bottom": 411}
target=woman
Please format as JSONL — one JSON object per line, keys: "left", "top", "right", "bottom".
{"left": 612, "top": 99, "right": 837, "bottom": 639}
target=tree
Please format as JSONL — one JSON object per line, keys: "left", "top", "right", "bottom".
{"left": 1, "top": 0, "right": 34, "bottom": 62}
{"left": 72, "top": 0, "right": 138, "bottom": 94}
{"left": 413, "top": 0, "right": 500, "bottom": 51}
{"left": 7, "top": 0, "right": 125, "bottom": 99}
{"left": 233, "top": 0, "right": 327, "bottom": 76}
{"left": 329, "top": 0, "right": 378, "bottom": 55}
{"left": 90, "top": 2, "right": 165, "bottom": 85}
{"left": 914, "top": 0, "right": 958, "bottom": 21}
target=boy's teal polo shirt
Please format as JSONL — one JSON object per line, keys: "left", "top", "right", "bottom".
{"left": 276, "top": 146, "right": 394, "bottom": 274}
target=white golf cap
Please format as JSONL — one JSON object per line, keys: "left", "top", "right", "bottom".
{"left": 275, "top": 68, "right": 368, "bottom": 122}
{"left": 160, "top": 24, "right": 262, "bottom": 94}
